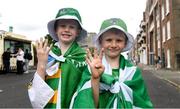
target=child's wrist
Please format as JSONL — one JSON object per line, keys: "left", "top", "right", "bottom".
{"left": 91, "top": 77, "right": 100, "bottom": 81}
{"left": 37, "top": 63, "right": 46, "bottom": 68}
{"left": 37, "top": 61, "right": 47, "bottom": 67}
{"left": 37, "top": 64, "right": 46, "bottom": 80}
{"left": 37, "top": 63, "right": 46, "bottom": 72}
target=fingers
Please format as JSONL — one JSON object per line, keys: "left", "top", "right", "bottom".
{"left": 47, "top": 44, "right": 53, "bottom": 53}
{"left": 99, "top": 48, "right": 104, "bottom": 60}
{"left": 43, "top": 39, "right": 48, "bottom": 50}
{"left": 35, "top": 40, "right": 39, "bottom": 50}
{"left": 86, "top": 48, "right": 93, "bottom": 61}
{"left": 95, "top": 63, "right": 102, "bottom": 69}
{"left": 35, "top": 38, "right": 52, "bottom": 53}
{"left": 39, "top": 37, "right": 43, "bottom": 48}
{"left": 86, "top": 56, "right": 92, "bottom": 67}
{"left": 93, "top": 48, "right": 98, "bottom": 59}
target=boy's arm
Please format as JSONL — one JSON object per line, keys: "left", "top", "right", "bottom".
{"left": 91, "top": 78, "right": 100, "bottom": 108}
{"left": 28, "top": 38, "right": 54, "bottom": 108}
{"left": 37, "top": 62, "right": 46, "bottom": 80}
{"left": 28, "top": 72, "right": 54, "bottom": 108}
{"left": 28, "top": 57, "right": 57, "bottom": 108}
{"left": 86, "top": 48, "right": 104, "bottom": 108}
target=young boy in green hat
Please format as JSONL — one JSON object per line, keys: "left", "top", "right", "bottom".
{"left": 70, "top": 18, "right": 153, "bottom": 108}
{"left": 28, "top": 7, "right": 87, "bottom": 108}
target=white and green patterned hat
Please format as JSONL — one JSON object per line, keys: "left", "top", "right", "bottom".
{"left": 95, "top": 18, "right": 134, "bottom": 52}
{"left": 47, "top": 8, "right": 87, "bottom": 41}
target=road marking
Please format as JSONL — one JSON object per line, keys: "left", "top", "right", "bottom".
{"left": 0, "top": 89, "right": 3, "bottom": 93}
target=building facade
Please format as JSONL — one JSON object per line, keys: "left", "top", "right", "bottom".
{"left": 78, "top": 32, "right": 97, "bottom": 48}
{"left": 0, "top": 30, "right": 34, "bottom": 71}
{"left": 133, "top": 0, "right": 180, "bottom": 70}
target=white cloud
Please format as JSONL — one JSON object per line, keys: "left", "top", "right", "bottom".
{"left": 0, "top": 0, "right": 146, "bottom": 40}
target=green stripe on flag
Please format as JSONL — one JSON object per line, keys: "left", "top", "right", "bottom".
{"left": 45, "top": 78, "right": 59, "bottom": 90}
{"left": 45, "top": 103, "right": 56, "bottom": 108}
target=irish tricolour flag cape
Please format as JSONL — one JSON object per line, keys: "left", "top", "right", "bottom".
{"left": 44, "top": 41, "right": 86, "bottom": 108}
{"left": 70, "top": 55, "right": 153, "bottom": 108}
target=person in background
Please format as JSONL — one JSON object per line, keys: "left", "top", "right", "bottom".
{"left": 156, "top": 56, "right": 161, "bottom": 70}
{"left": 2, "top": 48, "right": 11, "bottom": 74}
{"left": 24, "top": 49, "right": 32, "bottom": 74}
{"left": 15, "top": 47, "right": 24, "bottom": 74}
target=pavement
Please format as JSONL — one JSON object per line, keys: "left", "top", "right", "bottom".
{"left": 138, "top": 64, "right": 180, "bottom": 91}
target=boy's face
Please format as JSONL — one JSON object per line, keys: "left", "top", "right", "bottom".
{"left": 100, "top": 30, "right": 126, "bottom": 59}
{"left": 55, "top": 19, "right": 80, "bottom": 45}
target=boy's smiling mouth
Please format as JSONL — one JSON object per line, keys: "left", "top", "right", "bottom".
{"left": 61, "top": 33, "right": 72, "bottom": 38}
{"left": 108, "top": 48, "right": 120, "bottom": 52}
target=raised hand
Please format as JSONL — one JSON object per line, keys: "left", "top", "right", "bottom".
{"left": 86, "top": 48, "right": 104, "bottom": 108}
{"left": 35, "top": 38, "right": 52, "bottom": 79}
{"left": 86, "top": 48, "right": 104, "bottom": 79}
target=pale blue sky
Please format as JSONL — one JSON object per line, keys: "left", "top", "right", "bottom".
{"left": 0, "top": 0, "right": 146, "bottom": 41}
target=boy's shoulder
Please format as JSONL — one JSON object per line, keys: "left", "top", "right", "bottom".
{"left": 72, "top": 42, "right": 86, "bottom": 55}
{"left": 126, "top": 59, "right": 134, "bottom": 66}
{"left": 122, "top": 56, "right": 135, "bottom": 68}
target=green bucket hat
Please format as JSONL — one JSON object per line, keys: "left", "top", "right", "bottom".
{"left": 95, "top": 18, "right": 134, "bottom": 52}
{"left": 47, "top": 8, "right": 87, "bottom": 41}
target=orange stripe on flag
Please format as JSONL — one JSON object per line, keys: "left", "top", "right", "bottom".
{"left": 49, "top": 90, "right": 58, "bottom": 104}
{"left": 46, "top": 69, "right": 61, "bottom": 79}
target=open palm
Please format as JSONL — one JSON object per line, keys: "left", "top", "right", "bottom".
{"left": 35, "top": 38, "right": 52, "bottom": 66}
{"left": 86, "top": 48, "right": 104, "bottom": 79}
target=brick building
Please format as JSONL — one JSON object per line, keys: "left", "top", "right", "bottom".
{"left": 132, "top": 0, "right": 180, "bottom": 70}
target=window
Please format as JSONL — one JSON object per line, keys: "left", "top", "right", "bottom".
{"left": 4, "top": 40, "right": 11, "bottom": 51}
{"left": 4, "top": 40, "right": 31, "bottom": 54}
{"left": 161, "top": 4, "right": 165, "bottom": 20}
{"left": 167, "top": 49, "right": 171, "bottom": 68}
{"left": 167, "top": 21, "right": 171, "bottom": 40}
{"left": 158, "top": 41, "right": 161, "bottom": 49}
{"left": 157, "top": 19, "right": 160, "bottom": 28}
{"left": 158, "top": 48, "right": 161, "bottom": 57}
{"left": 166, "top": 0, "right": 170, "bottom": 15}
{"left": 156, "top": 6, "right": 160, "bottom": 28}
{"left": 157, "top": 28, "right": 161, "bottom": 50}
{"left": 157, "top": 28, "right": 160, "bottom": 40}
{"left": 24, "top": 43, "right": 31, "bottom": 52}
{"left": 162, "top": 25, "right": 166, "bottom": 42}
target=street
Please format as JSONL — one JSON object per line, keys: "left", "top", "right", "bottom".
{"left": 142, "top": 70, "right": 180, "bottom": 108}
{"left": 0, "top": 70, "right": 180, "bottom": 108}
{"left": 0, "top": 72, "right": 34, "bottom": 108}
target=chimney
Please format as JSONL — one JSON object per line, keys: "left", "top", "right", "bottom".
{"left": 9, "top": 26, "right": 13, "bottom": 32}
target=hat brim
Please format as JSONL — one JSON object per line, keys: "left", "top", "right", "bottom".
{"left": 95, "top": 25, "right": 134, "bottom": 52}
{"left": 47, "top": 15, "right": 87, "bottom": 41}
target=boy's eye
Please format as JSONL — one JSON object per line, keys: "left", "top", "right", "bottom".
{"left": 69, "top": 25, "right": 76, "bottom": 29}
{"left": 59, "top": 24, "right": 77, "bottom": 29}
{"left": 116, "top": 39, "right": 123, "bottom": 42}
{"left": 106, "top": 39, "right": 112, "bottom": 42}
{"left": 59, "top": 24, "right": 66, "bottom": 28}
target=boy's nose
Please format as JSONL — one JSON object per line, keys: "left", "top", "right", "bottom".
{"left": 112, "top": 41, "right": 117, "bottom": 47}
{"left": 64, "top": 26, "right": 70, "bottom": 31}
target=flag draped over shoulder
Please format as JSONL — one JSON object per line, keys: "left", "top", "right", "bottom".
{"left": 45, "top": 42, "right": 87, "bottom": 108}
{"left": 70, "top": 55, "right": 153, "bottom": 108}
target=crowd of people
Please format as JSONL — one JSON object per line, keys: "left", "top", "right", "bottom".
{"left": 2, "top": 47, "right": 32, "bottom": 74}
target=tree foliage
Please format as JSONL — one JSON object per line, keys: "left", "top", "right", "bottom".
{"left": 44, "top": 34, "right": 56, "bottom": 46}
